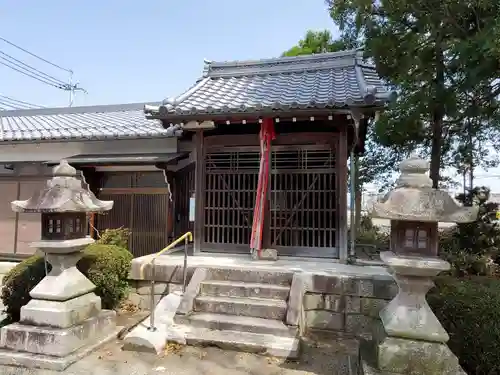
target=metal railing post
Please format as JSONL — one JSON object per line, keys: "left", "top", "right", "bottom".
{"left": 148, "top": 258, "right": 157, "bottom": 332}
{"left": 182, "top": 237, "right": 188, "bottom": 293}
{"left": 44, "top": 252, "right": 48, "bottom": 276}
{"left": 139, "top": 231, "right": 192, "bottom": 332}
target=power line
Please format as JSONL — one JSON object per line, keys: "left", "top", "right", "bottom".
{"left": 0, "top": 36, "right": 86, "bottom": 106}
{"left": 0, "top": 36, "right": 72, "bottom": 73}
{"left": 0, "top": 94, "right": 44, "bottom": 109}
{"left": 0, "top": 101, "right": 26, "bottom": 110}
{"left": 0, "top": 51, "right": 67, "bottom": 86}
{"left": 0, "top": 101, "right": 39, "bottom": 110}
{"left": 0, "top": 58, "right": 65, "bottom": 89}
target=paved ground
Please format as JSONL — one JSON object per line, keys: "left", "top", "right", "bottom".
{"left": 0, "top": 335, "right": 357, "bottom": 375}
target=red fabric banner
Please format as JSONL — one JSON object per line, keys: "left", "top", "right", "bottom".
{"left": 250, "top": 118, "right": 276, "bottom": 254}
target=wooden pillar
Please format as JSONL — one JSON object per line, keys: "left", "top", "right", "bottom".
{"left": 337, "top": 127, "right": 349, "bottom": 263}
{"left": 193, "top": 130, "right": 205, "bottom": 253}
{"left": 89, "top": 214, "right": 95, "bottom": 238}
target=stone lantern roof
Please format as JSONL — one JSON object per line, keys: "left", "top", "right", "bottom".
{"left": 11, "top": 160, "right": 113, "bottom": 213}
{"left": 372, "top": 155, "right": 478, "bottom": 223}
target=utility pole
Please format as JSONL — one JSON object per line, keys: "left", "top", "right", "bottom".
{"left": 68, "top": 70, "right": 73, "bottom": 106}
{"left": 66, "top": 70, "right": 87, "bottom": 107}
{"left": 0, "top": 37, "right": 87, "bottom": 107}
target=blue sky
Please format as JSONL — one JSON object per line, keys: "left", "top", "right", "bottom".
{"left": 1, "top": 1, "right": 499, "bottom": 191}
{"left": 0, "top": 0, "right": 336, "bottom": 107}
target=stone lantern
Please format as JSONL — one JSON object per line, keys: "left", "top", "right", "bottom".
{"left": 0, "top": 160, "right": 117, "bottom": 371}
{"left": 359, "top": 156, "right": 478, "bottom": 374}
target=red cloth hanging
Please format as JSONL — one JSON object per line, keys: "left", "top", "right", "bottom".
{"left": 250, "top": 118, "right": 276, "bottom": 254}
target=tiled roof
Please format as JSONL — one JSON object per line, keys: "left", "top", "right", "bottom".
{"left": 144, "top": 49, "right": 393, "bottom": 119}
{"left": 0, "top": 102, "right": 182, "bottom": 142}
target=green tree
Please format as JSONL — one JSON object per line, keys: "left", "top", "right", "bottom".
{"left": 283, "top": 30, "right": 402, "bottom": 233}
{"left": 440, "top": 187, "right": 500, "bottom": 276}
{"left": 282, "top": 30, "right": 356, "bottom": 56}
{"left": 328, "top": 0, "right": 500, "bottom": 188}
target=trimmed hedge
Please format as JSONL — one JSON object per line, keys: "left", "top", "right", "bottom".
{"left": 1, "top": 243, "right": 133, "bottom": 321}
{"left": 428, "top": 276, "right": 500, "bottom": 375}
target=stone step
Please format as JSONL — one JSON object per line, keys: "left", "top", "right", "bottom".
{"left": 194, "top": 295, "right": 288, "bottom": 320}
{"left": 199, "top": 280, "right": 290, "bottom": 300}
{"left": 178, "top": 325, "right": 300, "bottom": 359}
{"left": 208, "top": 268, "right": 293, "bottom": 286}
{"left": 176, "top": 312, "right": 297, "bottom": 336}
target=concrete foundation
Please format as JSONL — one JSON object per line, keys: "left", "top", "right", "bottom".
{"left": 2, "top": 310, "right": 116, "bottom": 356}
{"left": 0, "top": 310, "right": 120, "bottom": 370}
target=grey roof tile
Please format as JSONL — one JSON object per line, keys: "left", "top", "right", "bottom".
{"left": 0, "top": 102, "right": 182, "bottom": 142}
{"left": 145, "top": 49, "right": 393, "bottom": 119}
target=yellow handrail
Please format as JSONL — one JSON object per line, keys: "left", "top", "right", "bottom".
{"left": 139, "top": 231, "right": 193, "bottom": 279}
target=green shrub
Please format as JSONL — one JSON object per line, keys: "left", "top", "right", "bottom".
{"left": 97, "top": 227, "right": 131, "bottom": 249}
{"left": 1, "top": 243, "right": 133, "bottom": 321}
{"left": 439, "top": 186, "right": 500, "bottom": 276}
{"left": 428, "top": 276, "right": 500, "bottom": 375}
{"left": 356, "top": 215, "right": 390, "bottom": 248}
{"left": 78, "top": 244, "right": 133, "bottom": 309}
{"left": 349, "top": 215, "right": 390, "bottom": 261}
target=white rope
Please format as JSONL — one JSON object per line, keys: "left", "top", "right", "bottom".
{"left": 88, "top": 215, "right": 101, "bottom": 239}
{"left": 78, "top": 170, "right": 102, "bottom": 239}
{"left": 162, "top": 169, "right": 173, "bottom": 202}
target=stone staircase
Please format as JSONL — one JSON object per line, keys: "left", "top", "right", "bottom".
{"left": 174, "top": 268, "right": 300, "bottom": 358}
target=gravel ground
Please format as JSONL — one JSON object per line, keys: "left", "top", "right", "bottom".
{"left": 0, "top": 335, "right": 358, "bottom": 375}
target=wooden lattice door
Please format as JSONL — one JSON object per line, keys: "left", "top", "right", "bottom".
{"left": 203, "top": 144, "right": 337, "bottom": 257}
{"left": 203, "top": 150, "right": 259, "bottom": 252}
{"left": 270, "top": 145, "right": 337, "bottom": 257}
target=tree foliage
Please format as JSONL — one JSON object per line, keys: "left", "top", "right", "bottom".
{"left": 283, "top": 30, "right": 402, "bottom": 189}
{"left": 282, "top": 30, "right": 357, "bottom": 57}
{"left": 440, "top": 187, "right": 500, "bottom": 276}
{"left": 327, "top": 0, "right": 500, "bottom": 187}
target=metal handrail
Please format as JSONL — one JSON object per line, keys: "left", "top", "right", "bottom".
{"left": 141, "top": 231, "right": 193, "bottom": 332}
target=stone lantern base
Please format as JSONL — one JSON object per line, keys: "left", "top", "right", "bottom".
{"left": 0, "top": 311, "right": 118, "bottom": 371}
{"left": 0, "top": 238, "right": 120, "bottom": 371}
{"left": 358, "top": 325, "right": 465, "bottom": 374}
{"left": 355, "top": 252, "right": 466, "bottom": 375}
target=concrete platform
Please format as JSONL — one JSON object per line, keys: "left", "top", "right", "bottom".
{"left": 130, "top": 253, "right": 390, "bottom": 282}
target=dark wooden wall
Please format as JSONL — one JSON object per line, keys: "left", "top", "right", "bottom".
{"left": 172, "top": 164, "right": 195, "bottom": 238}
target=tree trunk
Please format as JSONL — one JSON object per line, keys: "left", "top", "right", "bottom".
{"left": 430, "top": 118, "right": 443, "bottom": 189}
{"left": 430, "top": 34, "right": 446, "bottom": 189}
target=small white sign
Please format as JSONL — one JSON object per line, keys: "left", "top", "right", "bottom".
{"left": 189, "top": 197, "right": 195, "bottom": 222}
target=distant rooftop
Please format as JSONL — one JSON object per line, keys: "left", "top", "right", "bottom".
{"left": 145, "top": 49, "right": 394, "bottom": 120}
{"left": 0, "top": 102, "right": 181, "bottom": 142}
